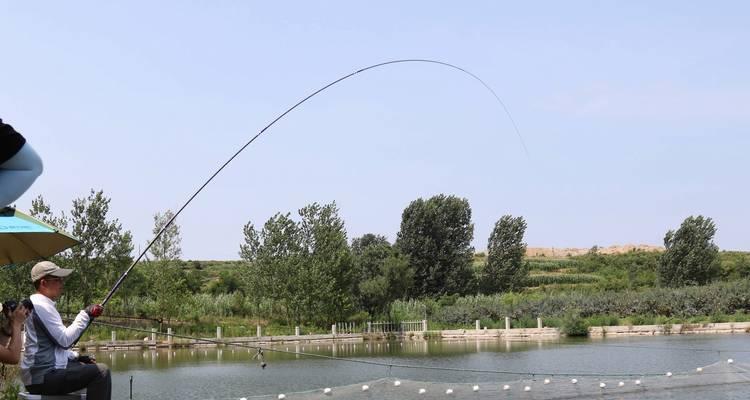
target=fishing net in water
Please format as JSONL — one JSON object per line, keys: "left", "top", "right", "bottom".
{"left": 233, "top": 360, "right": 750, "bottom": 400}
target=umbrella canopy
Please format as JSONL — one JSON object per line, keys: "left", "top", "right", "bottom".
{"left": 0, "top": 207, "right": 80, "bottom": 266}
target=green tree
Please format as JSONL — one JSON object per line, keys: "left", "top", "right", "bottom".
{"left": 352, "top": 234, "right": 413, "bottom": 315}
{"left": 396, "top": 194, "right": 475, "bottom": 297}
{"left": 141, "top": 261, "right": 187, "bottom": 324}
{"left": 297, "top": 202, "right": 354, "bottom": 323}
{"left": 240, "top": 202, "right": 354, "bottom": 325}
{"left": 144, "top": 209, "right": 186, "bottom": 324}
{"left": 65, "top": 190, "right": 133, "bottom": 305}
{"left": 183, "top": 269, "right": 206, "bottom": 293}
{"left": 240, "top": 213, "right": 302, "bottom": 323}
{"left": 481, "top": 215, "right": 528, "bottom": 293}
{"left": 207, "top": 270, "right": 242, "bottom": 294}
{"left": 658, "top": 215, "right": 720, "bottom": 287}
{"left": 148, "top": 210, "right": 182, "bottom": 261}
{"left": 352, "top": 234, "right": 392, "bottom": 280}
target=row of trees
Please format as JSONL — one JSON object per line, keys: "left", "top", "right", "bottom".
{"left": 0, "top": 192, "right": 191, "bottom": 324}
{"left": 235, "top": 195, "right": 529, "bottom": 323}
{"left": 0, "top": 189, "right": 725, "bottom": 327}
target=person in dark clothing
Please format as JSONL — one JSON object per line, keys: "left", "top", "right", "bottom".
{"left": 0, "top": 118, "right": 43, "bottom": 207}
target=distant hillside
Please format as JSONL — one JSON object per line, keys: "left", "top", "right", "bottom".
{"left": 525, "top": 244, "right": 664, "bottom": 258}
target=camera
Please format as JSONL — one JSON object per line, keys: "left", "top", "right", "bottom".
{"left": 2, "top": 299, "right": 34, "bottom": 315}
{"left": 1, "top": 299, "right": 32, "bottom": 337}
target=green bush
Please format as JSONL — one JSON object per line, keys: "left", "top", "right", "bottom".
{"left": 389, "top": 299, "right": 428, "bottom": 321}
{"left": 542, "top": 317, "right": 562, "bottom": 328}
{"left": 527, "top": 259, "right": 576, "bottom": 272}
{"left": 416, "top": 279, "right": 750, "bottom": 326}
{"left": 627, "top": 315, "right": 656, "bottom": 325}
{"left": 1, "top": 365, "right": 20, "bottom": 400}
{"left": 731, "top": 311, "right": 750, "bottom": 322}
{"left": 709, "top": 313, "right": 730, "bottom": 323}
{"left": 561, "top": 312, "right": 589, "bottom": 336}
{"left": 586, "top": 314, "right": 620, "bottom": 327}
{"left": 512, "top": 315, "right": 539, "bottom": 328}
{"left": 525, "top": 274, "right": 600, "bottom": 286}
{"left": 479, "top": 318, "right": 504, "bottom": 329}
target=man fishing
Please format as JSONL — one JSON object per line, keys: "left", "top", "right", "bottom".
{"left": 21, "top": 261, "right": 111, "bottom": 400}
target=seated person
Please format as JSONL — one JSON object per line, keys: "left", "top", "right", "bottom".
{"left": 21, "top": 261, "right": 110, "bottom": 400}
{"left": 0, "top": 300, "right": 30, "bottom": 364}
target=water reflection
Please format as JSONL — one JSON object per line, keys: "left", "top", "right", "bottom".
{"left": 92, "top": 335, "right": 750, "bottom": 375}
{"left": 91, "top": 335, "right": 750, "bottom": 400}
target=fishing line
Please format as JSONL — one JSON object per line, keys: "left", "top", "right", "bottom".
{"left": 86, "top": 320, "right": 741, "bottom": 378}
{"left": 551, "top": 341, "right": 750, "bottom": 354}
{"left": 74, "top": 59, "right": 527, "bottom": 344}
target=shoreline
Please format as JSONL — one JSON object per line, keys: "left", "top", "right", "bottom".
{"left": 75, "top": 322, "right": 750, "bottom": 351}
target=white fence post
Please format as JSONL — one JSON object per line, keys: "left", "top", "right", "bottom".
{"left": 256, "top": 325, "right": 262, "bottom": 337}
{"left": 505, "top": 317, "right": 511, "bottom": 330}
{"left": 422, "top": 320, "right": 427, "bottom": 332}
{"left": 475, "top": 320, "right": 481, "bottom": 331}
{"left": 216, "top": 326, "right": 222, "bottom": 339}
{"left": 537, "top": 317, "right": 543, "bottom": 329}
{"left": 111, "top": 331, "right": 116, "bottom": 342}
{"left": 295, "top": 326, "right": 300, "bottom": 336}
{"left": 332, "top": 324, "right": 337, "bottom": 335}
{"left": 151, "top": 328, "right": 157, "bottom": 342}
{"left": 167, "top": 327, "right": 173, "bottom": 344}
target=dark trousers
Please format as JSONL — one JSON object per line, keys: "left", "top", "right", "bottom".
{"left": 26, "top": 360, "right": 111, "bottom": 400}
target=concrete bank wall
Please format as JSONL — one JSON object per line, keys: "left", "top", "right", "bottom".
{"left": 81, "top": 333, "right": 363, "bottom": 350}
{"left": 439, "top": 327, "right": 560, "bottom": 340}
{"left": 78, "top": 322, "right": 750, "bottom": 351}
{"left": 589, "top": 322, "right": 750, "bottom": 337}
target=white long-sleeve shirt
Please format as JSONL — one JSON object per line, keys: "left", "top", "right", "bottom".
{"left": 20, "top": 293, "right": 90, "bottom": 385}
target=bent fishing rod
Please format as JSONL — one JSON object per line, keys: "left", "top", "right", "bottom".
{"left": 75, "top": 59, "right": 527, "bottom": 343}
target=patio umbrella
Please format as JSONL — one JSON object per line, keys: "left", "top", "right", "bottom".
{"left": 0, "top": 207, "right": 80, "bottom": 266}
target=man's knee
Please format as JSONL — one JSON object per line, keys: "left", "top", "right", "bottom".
{"left": 96, "top": 363, "right": 110, "bottom": 379}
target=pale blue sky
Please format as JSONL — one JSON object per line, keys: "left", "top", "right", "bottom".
{"left": 2, "top": 1, "right": 748, "bottom": 259}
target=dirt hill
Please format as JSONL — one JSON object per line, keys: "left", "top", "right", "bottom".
{"left": 525, "top": 244, "right": 664, "bottom": 258}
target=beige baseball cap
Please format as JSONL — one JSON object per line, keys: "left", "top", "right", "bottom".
{"left": 31, "top": 261, "right": 73, "bottom": 282}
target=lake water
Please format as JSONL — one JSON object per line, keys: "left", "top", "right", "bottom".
{"left": 92, "top": 334, "right": 750, "bottom": 400}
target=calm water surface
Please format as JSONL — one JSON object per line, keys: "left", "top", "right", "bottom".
{"left": 91, "top": 334, "right": 750, "bottom": 400}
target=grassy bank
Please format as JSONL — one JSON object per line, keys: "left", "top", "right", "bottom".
{"left": 76, "top": 279, "right": 750, "bottom": 342}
